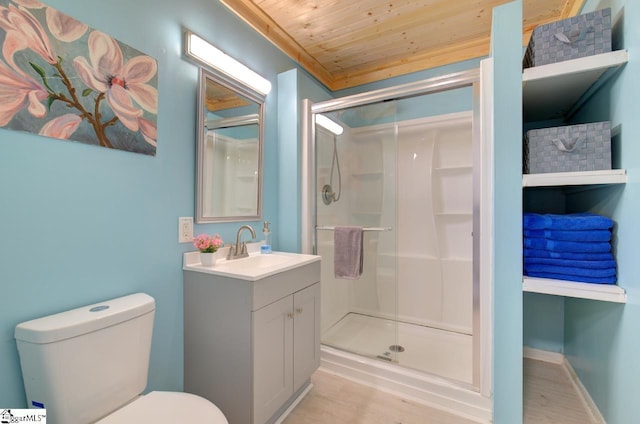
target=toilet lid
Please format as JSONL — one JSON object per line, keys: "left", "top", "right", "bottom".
{"left": 95, "top": 391, "right": 228, "bottom": 424}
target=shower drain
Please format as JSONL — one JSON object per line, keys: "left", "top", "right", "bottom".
{"left": 388, "top": 344, "right": 405, "bottom": 353}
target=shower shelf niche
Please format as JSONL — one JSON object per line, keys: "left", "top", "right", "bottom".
{"left": 434, "top": 165, "right": 472, "bottom": 172}
{"left": 351, "top": 172, "right": 383, "bottom": 179}
{"left": 435, "top": 212, "right": 472, "bottom": 216}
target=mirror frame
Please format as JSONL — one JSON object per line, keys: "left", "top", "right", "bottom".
{"left": 196, "top": 67, "right": 265, "bottom": 223}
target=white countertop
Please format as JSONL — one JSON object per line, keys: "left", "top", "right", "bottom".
{"left": 183, "top": 245, "right": 320, "bottom": 281}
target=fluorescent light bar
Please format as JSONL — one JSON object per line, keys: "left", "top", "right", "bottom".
{"left": 185, "top": 30, "right": 272, "bottom": 96}
{"left": 315, "top": 114, "right": 344, "bottom": 135}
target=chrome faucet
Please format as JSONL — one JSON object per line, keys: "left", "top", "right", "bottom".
{"left": 227, "top": 225, "right": 256, "bottom": 260}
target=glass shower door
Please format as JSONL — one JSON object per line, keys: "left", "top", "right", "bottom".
{"left": 315, "top": 102, "right": 399, "bottom": 363}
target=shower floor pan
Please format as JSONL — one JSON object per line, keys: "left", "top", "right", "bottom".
{"left": 322, "top": 312, "right": 472, "bottom": 384}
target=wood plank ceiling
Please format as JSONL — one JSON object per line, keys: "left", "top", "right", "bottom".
{"left": 219, "top": 0, "right": 585, "bottom": 91}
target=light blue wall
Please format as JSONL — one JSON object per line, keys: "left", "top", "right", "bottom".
{"left": 276, "top": 69, "right": 332, "bottom": 252}
{"left": 561, "top": 1, "right": 640, "bottom": 422}
{"left": 489, "top": 2, "right": 523, "bottom": 422}
{"left": 523, "top": 293, "right": 565, "bottom": 352}
{"left": 0, "top": 0, "right": 300, "bottom": 407}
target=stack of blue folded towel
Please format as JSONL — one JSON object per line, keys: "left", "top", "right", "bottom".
{"left": 523, "top": 212, "right": 616, "bottom": 284}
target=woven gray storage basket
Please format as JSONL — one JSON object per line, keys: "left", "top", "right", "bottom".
{"left": 523, "top": 8, "right": 611, "bottom": 68}
{"left": 524, "top": 122, "right": 611, "bottom": 174}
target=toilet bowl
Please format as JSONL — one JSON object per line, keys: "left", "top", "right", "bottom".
{"left": 15, "top": 293, "right": 228, "bottom": 424}
{"left": 95, "top": 391, "right": 227, "bottom": 423}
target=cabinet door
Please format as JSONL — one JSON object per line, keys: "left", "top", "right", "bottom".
{"left": 293, "top": 282, "right": 321, "bottom": 391}
{"left": 253, "top": 295, "right": 293, "bottom": 424}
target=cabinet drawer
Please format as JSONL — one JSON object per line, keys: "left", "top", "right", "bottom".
{"left": 252, "top": 261, "right": 321, "bottom": 311}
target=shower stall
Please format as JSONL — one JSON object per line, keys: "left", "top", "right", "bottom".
{"left": 302, "top": 68, "right": 492, "bottom": 419}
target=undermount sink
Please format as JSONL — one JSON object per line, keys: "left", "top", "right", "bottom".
{"left": 224, "top": 253, "right": 290, "bottom": 268}
{"left": 183, "top": 247, "right": 320, "bottom": 281}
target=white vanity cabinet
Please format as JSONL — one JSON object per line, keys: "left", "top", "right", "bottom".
{"left": 183, "top": 252, "right": 321, "bottom": 424}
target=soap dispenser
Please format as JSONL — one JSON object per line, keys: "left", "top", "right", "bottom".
{"left": 261, "top": 221, "right": 272, "bottom": 254}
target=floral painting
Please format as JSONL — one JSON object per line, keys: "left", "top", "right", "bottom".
{"left": 0, "top": 0, "right": 158, "bottom": 155}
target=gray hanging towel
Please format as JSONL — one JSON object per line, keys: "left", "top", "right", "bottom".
{"left": 334, "top": 226, "right": 363, "bottom": 279}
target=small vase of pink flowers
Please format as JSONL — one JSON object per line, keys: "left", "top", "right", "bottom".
{"left": 193, "top": 233, "right": 224, "bottom": 266}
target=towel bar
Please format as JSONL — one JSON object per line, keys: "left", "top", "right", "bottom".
{"left": 315, "top": 226, "right": 392, "bottom": 232}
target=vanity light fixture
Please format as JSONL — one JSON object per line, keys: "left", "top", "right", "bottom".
{"left": 315, "top": 114, "right": 344, "bottom": 135}
{"left": 184, "top": 30, "right": 272, "bottom": 96}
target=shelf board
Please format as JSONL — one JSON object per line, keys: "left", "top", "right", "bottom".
{"left": 435, "top": 212, "right": 472, "bottom": 217}
{"left": 523, "top": 277, "right": 626, "bottom": 303}
{"left": 434, "top": 165, "right": 472, "bottom": 172}
{"left": 351, "top": 172, "right": 383, "bottom": 179}
{"left": 523, "top": 50, "right": 628, "bottom": 121}
{"left": 522, "top": 169, "right": 627, "bottom": 188}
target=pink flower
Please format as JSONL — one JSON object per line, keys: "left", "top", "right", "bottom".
{"left": 193, "top": 233, "right": 224, "bottom": 253}
{"left": 138, "top": 117, "right": 157, "bottom": 147}
{"left": 45, "top": 7, "right": 87, "bottom": 42}
{"left": 0, "top": 58, "right": 47, "bottom": 126}
{"left": 73, "top": 31, "right": 157, "bottom": 131}
{"left": 10, "top": 0, "right": 87, "bottom": 42}
{"left": 0, "top": 4, "right": 56, "bottom": 71}
{"left": 39, "top": 113, "right": 82, "bottom": 139}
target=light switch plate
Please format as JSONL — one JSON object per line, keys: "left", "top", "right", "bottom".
{"left": 178, "top": 217, "right": 193, "bottom": 243}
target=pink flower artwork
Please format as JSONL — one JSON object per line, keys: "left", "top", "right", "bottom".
{"left": 0, "top": 0, "right": 158, "bottom": 155}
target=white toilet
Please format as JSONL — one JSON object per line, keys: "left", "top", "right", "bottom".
{"left": 15, "top": 293, "right": 228, "bottom": 424}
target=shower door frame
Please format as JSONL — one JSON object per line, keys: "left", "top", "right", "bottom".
{"left": 301, "top": 66, "right": 493, "bottom": 397}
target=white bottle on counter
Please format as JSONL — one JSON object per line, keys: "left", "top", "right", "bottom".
{"left": 261, "top": 221, "right": 272, "bottom": 254}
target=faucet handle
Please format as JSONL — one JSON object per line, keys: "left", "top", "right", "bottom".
{"left": 227, "top": 244, "right": 236, "bottom": 260}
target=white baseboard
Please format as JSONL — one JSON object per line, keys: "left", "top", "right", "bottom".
{"left": 524, "top": 347, "right": 605, "bottom": 424}
{"left": 523, "top": 346, "right": 563, "bottom": 364}
{"left": 562, "top": 358, "right": 606, "bottom": 424}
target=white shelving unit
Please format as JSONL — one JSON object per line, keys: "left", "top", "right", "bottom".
{"left": 523, "top": 277, "right": 626, "bottom": 303}
{"left": 522, "top": 50, "right": 628, "bottom": 303}
{"left": 523, "top": 50, "right": 628, "bottom": 121}
{"left": 523, "top": 169, "right": 627, "bottom": 187}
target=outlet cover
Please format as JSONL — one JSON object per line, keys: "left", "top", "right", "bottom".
{"left": 178, "top": 217, "right": 193, "bottom": 243}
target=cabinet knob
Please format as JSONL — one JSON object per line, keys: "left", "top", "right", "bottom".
{"left": 287, "top": 312, "right": 294, "bottom": 319}
{"left": 296, "top": 307, "right": 303, "bottom": 314}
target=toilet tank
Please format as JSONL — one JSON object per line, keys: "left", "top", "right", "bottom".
{"left": 15, "top": 293, "right": 155, "bottom": 424}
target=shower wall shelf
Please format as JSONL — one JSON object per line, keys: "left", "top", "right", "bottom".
{"left": 316, "top": 226, "right": 392, "bottom": 232}
{"left": 351, "top": 172, "right": 383, "bottom": 179}
{"left": 434, "top": 165, "right": 472, "bottom": 172}
{"left": 523, "top": 277, "right": 627, "bottom": 303}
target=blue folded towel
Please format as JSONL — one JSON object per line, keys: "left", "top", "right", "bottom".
{"left": 524, "top": 237, "right": 611, "bottom": 253}
{"left": 525, "top": 271, "right": 616, "bottom": 284}
{"left": 524, "top": 264, "right": 616, "bottom": 277}
{"left": 524, "top": 257, "right": 616, "bottom": 269}
{"left": 524, "top": 213, "right": 614, "bottom": 231}
{"left": 523, "top": 229, "right": 611, "bottom": 242}
{"left": 524, "top": 248, "right": 614, "bottom": 261}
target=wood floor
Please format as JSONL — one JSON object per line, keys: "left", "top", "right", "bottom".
{"left": 282, "top": 369, "right": 479, "bottom": 424}
{"left": 523, "top": 358, "right": 601, "bottom": 424}
{"left": 283, "top": 359, "right": 600, "bottom": 424}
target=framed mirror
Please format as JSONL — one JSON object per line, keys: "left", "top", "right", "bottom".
{"left": 196, "top": 68, "right": 264, "bottom": 223}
